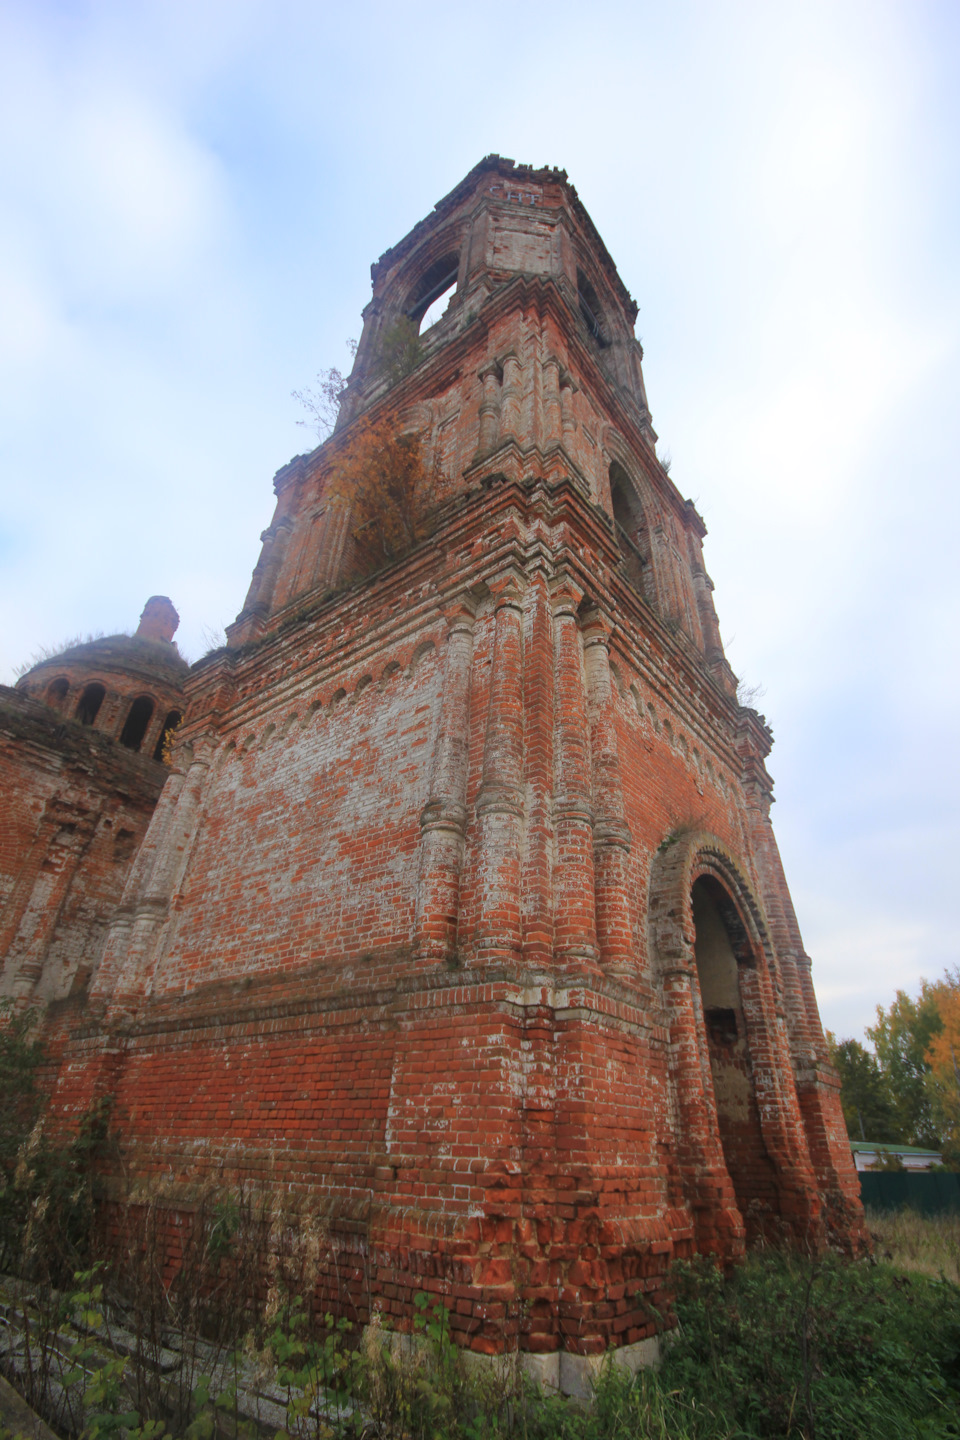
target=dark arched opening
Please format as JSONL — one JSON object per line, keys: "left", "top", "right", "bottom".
{"left": 407, "top": 253, "right": 459, "bottom": 332}
{"left": 152, "top": 709, "right": 183, "bottom": 762}
{"left": 119, "top": 695, "right": 155, "bottom": 752}
{"left": 609, "top": 462, "right": 653, "bottom": 602}
{"left": 46, "top": 677, "right": 69, "bottom": 710}
{"left": 75, "top": 683, "right": 106, "bottom": 726}
{"left": 692, "top": 874, "right": 779, "bottom": 1236}
{"left": 577, "top": 268, "right": 609, "bottom": 347}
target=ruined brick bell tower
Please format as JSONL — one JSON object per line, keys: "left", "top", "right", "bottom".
{"left": 51, "top": 156, "right": 862, "bottom": 1387}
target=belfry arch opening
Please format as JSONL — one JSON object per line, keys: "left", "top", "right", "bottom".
{"left": 407, "top": 253, "right": 459, "bottom": 334}
{"left": 609, "top": 462, "right": 653, "bottom": 602}
{"left": 577, "top": 268, "right": 609, "bottom": 347}
{"left": 692, "top": 875, "right": 779, "bottom": 1236}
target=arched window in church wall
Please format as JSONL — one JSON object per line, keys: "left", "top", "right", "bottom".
{"left": 609, "top": 461, "right": 656, "bottom": 607}
{"left": 119, "top": 695, "right": 155, "bottom": 752}
{"left": 75, "top": 683, "right": 106, "bottom": 727}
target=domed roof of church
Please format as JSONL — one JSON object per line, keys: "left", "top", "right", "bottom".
{"left": 18, "top": 597, "right": 188, "bottom": 692}
{"left": 15, "top": 598, "right": 188, "bottom": 755}
{"left": 22, "top": 630, "right": 188, "bottom": 688}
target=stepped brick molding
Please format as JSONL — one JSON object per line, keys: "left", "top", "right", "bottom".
{"left": 3, "top": 156, "right": 863, "bottom": 1371}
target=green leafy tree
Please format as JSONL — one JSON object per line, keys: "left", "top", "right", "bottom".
{"left": 868, "top": 984, "right": 944, "bottom": 1148}
{"left": 826, "top": 1033, "right": 901, "bottom": 1143}
{"left": 377, "top": 316, "right": 423, "bottom": 386}
{"left": 920, "top": 969, "right": 960, "bottom": 1164}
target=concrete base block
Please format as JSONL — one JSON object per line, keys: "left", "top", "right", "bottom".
{"left": 520, "top": 1351, "right": 560, "bottom": 1390}
{"left": 363, "top": 1327, "right": 662, "bottom": 1404}
{"left": 521, "top": 1336, "right": 661, "bottom": 1400}
{"left": 609, "top": 1335, "right": 662, "bottom": 1378}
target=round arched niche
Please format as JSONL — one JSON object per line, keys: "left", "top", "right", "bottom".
{"left": 649, "top": 832, "right": 775, "bottom": 978}
{"left": 648, "top": 831, "right": 790, "bottom": 1242}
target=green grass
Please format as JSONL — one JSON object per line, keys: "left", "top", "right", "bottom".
{"left": 521, "top": 1246, "right": 960, "bottom": 1439}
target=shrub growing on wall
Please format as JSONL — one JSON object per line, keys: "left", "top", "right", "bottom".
{"left": 324, "top": 414, "right": 440, "bottom": 576}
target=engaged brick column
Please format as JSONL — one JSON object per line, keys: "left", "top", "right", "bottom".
{"left": 550, "top": 580, "right": 599, "bottom": 972}
{"left": 4, "top": 814, "right": 96, "bottom": 1000}
{"left": 661, "top": 958, "right": 744, "bottom": 1259}
{"left": 582, "top": 611, "right": 634, "bottom": 979}
{"left": 521, "top": 573, "right": 555, "bottom": 966}
{"left": 90, "top": 767, "right": 186, "bottom": 1001}
{"left": 96, "top": 742, "right": 215, "bottom": 1007}
{"left": 477, "top": 362, "right": 502, "bottom": 455}
{"left": 542, "top": 356, "right": 562, "bottom": 445}
{"left": 500, "top": 352, "right": 522, "bottom": 440}
{"left": 245, "top": 516, "right": 294, "bottom": 616}
{"left": 473, "top": 579, "right": 525, "bottom": 965}
{"left": 736, "top": 958, "right": 822, "bottom": 1235}
{"left": 735, "top": 711, "right": 860, "bottom": 1215}
{"left": 415, "top": 603, "right": 477, "bottom": 964}
{"left": 560, "top": 374, "right": 577, "bottom": 444}
{"left": 0, "top": 811, "right": 62, "bottom": 964}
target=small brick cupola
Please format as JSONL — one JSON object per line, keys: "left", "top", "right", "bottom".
{"left": 15, "top": 599, "right": 187, "bottom": 761}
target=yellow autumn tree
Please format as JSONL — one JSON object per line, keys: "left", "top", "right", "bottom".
{"left": 323, "top": 411, "right": 440, "bottom": 576}
{"left": 925, "top": 973, "right": 960, "bottom": 1150}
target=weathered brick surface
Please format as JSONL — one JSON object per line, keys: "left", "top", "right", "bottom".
{"left": 0, "top": 686, "right": 168, "bottom": 1002}
{"left": 10, "top": 157, "right": 863, "bottom": 1356}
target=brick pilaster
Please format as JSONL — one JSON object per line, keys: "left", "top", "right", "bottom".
{"left": 415, "top": 601, "right": 477, "bottom": 964}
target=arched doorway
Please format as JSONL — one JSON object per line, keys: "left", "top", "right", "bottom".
{"left": 692, "top": 875, "right": 780, "bottom": 1235}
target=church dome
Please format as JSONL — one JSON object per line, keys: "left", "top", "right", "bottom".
{"left": 16, "top": 597, "right": 188, "bottom": 762}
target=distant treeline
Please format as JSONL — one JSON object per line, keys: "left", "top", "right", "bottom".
{"left": 829, "top": 968, "right": 960, "bottom": 1162}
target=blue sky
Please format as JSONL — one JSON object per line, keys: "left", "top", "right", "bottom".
{"left": 1, "top": 0, "right": 957, "bottom": 1041}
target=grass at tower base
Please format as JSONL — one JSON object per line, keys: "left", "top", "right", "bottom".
{"left": 2, "top": 1238, "right": 959, "bottom": 1440}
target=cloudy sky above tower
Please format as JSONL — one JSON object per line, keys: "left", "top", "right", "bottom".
{"left": 1, "top": 0, "right": 957, "bottom": 1042}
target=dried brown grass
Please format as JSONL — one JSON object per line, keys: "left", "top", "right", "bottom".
{"left": 864, "top": 1205, "right": 960, "bottom": 1282}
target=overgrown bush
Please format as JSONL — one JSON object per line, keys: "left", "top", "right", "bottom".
{"left": 376, "top": 318, "right": 422, "bottom": 387}
{"left": 0, "top": 1002, "right": 107, "bottom": 1285}
{"left": 323, "top": 413, "right": 439, "bottom": 575}
{"left": 654, "top": 1250, "right": 960, "bottom": 1438}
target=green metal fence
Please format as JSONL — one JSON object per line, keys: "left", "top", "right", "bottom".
{"left": 859, "top": 1170, "right": 960, "bottom": 1214}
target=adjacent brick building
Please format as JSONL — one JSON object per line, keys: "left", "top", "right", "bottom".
{"left": 1, "top": 599, "right": 185, "bottom": 1005}
{"left": 3, "top": 157, "right": 862, "bottom": 1386}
